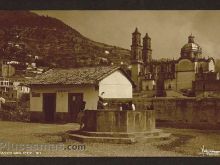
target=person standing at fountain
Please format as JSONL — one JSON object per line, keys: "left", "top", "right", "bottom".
{"left": 77, "top": 101, "right": 86, "bottom": 129}
{"left": 97, "top": 96, "right": 108, "bottom": 110}
{"left": 131, "top": 102, "right": 136, "bottom": 111}
{"left": 119, "top": 103, "right": 123, "bottom": 111}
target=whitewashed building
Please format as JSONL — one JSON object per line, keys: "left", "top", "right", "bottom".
{"left": 0, "top": 78, "right": 30, "bottom": 100}
{"left": 29, "top": 66, "right": 134, "bottom": 123}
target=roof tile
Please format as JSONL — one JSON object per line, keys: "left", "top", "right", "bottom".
{"left": 30, "top": 66, "right": 119, "bottom": 85}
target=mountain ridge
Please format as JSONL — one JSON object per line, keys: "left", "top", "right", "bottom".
{"left": 0, "top": 11, "right": 131, "bottom": 68}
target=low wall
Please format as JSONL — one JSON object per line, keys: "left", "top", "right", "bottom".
{"left": 153, "top": 97, "right": 220, "bottom": 129}
{"left": 109, "top": 97, "right": 220, "bottom": 129}
{"left": 83, "top": 110, "right": 155, "bottom": 133}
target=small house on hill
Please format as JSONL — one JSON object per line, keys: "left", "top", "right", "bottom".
{"left": 29, "top": 66, "right": 134, "bottom": 123}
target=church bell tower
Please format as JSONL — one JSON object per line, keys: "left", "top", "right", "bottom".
{"left": 142, "top": 33, "right": 152, "bottom": 64}
{"left": 131, "top": 27, "right": 143, "bottom": 91}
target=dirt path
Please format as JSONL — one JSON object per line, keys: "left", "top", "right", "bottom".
{"left": 0, "top": 121, "right": 219, "bottom": 157}
{"left": 156, "top": 128, "right": 220, "bottom": 156}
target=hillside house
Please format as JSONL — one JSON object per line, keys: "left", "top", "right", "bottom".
{"left": 29, "top": 66, "right": 134, "bottom": 123}
{"left": 0, "top": 78, "right": 30, "bottom": 100}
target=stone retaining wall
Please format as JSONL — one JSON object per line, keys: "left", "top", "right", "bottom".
{"left": 106, "top": 97, "right": 220, "bottom": 129}
{"left": 153, "top": 97, "right": 220, "bottom": 129}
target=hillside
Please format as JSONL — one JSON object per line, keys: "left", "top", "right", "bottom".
{"left": 0, "top": 11, "right": 219, "bottom": 72}
{"left": 0, "top": 11, "right": 131, "bottom": 68}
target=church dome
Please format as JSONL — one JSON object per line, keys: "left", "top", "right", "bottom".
{"left": 180, "top": 35, "right": 202, "bottom": 59}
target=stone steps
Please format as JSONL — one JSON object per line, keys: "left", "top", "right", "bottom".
{"left": 135, "top": 132, "right": 171, "bottom": 143}
{"left": 79, "top": 129, "right": 161, "bottom": 138}
{"left": 66, "top": 129, "right": 171, "bottom": 144}
{"left": 166, "top": 90, "right": 185, "bottom": 97}
{"left": 68, "top": 133, "right": 136, "bottom": 144}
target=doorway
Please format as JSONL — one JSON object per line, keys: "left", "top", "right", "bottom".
{"left": 68, "top": 93, "right": 83, "bottom": 122}
{"left": 43, "top": 93, "right": 56, "bottom": 123}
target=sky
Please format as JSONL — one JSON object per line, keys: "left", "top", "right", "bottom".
{"left": 33, "top": 10, "right": 220, "bottom": 60}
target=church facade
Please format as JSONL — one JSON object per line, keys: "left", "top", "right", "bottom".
{"left": 130, "top": 28, "right": 216, "bottom": 96}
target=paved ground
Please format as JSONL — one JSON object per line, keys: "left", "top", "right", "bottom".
{"left": 0, "top": 121, "right": 220, "bottom": 157}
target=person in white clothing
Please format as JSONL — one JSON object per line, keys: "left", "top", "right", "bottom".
{"left": 132, "top": 103, "right": 136, "bottom": 111}
{"left": 119, "top": 103, "right": 123, "bottom": 111}
{"left": 128, "top": 101, "right": 135, "bottom": 111}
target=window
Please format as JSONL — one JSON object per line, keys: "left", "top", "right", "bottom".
{"left": 146, "top": 85, "right": 149, "bottom": 91}
{"left": 168, "top": 84, "right": 171, "bottom": 89}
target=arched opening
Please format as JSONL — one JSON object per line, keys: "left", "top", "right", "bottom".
{"left": 146, "top": 85, "right": 149, "bottom": 91}
{"left": 168, "top": 84, "right": 172, "bottom": 90}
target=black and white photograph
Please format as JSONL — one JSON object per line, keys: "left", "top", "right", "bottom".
{"left": 0, "top": 10, "right": 220, "bottom": 157}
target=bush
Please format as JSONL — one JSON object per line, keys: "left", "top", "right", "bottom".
{"left": 18, "top": 93, "right": 30, "bottom": 108}
{"left": 0, "top": 101, "right": 30, "bottom": 122}
{"left": 0, "top": 108, "right": 30, "bottom": 122}
{"left": 2, "top": 102, "right": 17, "bottom": 111}
{"left": 19, "top": 93, "right": 30, "bottom": 102}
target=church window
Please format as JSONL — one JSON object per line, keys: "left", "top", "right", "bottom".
{"left": 146, "top": 85, "right": 149, "bottom": 91}
{"left": 168, "top": 84, "right": 171, "bottom": 89}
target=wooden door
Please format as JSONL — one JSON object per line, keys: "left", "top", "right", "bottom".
{"left": 43, "top": 93, "right": 56, "bottom": 123}
{"left": 68, "top": 93, "right": 83, "bottom": 122}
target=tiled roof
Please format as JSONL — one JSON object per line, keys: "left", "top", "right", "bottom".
{"left": 30, "top": 66, "right": 121, "bottom": 85}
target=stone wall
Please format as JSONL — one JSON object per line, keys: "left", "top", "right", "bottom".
{"left": 153, "top": 97, "right": 220, "bottom": 129}
{"left": 108, "top": 97, "right": 220, "bottom": 129}
{"left": 194, "top": 80, "right": 220, "bottom": 97}
{"left": 194, "top": 80, "right": 220, "bottom": 91}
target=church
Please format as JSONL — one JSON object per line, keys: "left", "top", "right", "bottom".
{"left": 130, "top": 28, "right": 216, "bottom": 96}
